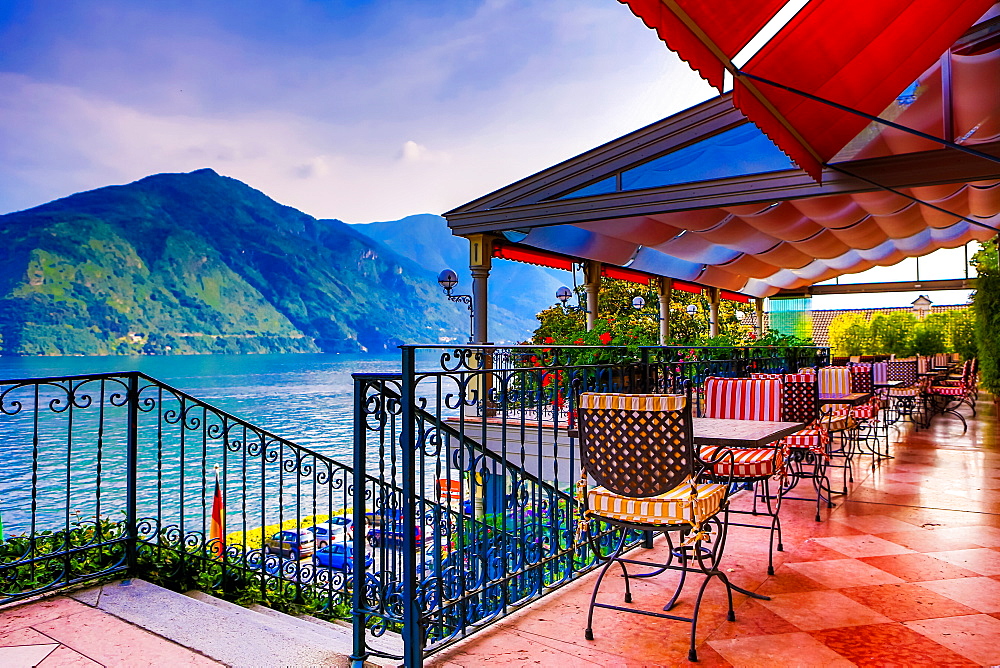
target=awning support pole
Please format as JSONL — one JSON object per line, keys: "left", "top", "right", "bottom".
{"left": 755, "top": 298, "right": 765, "bottom": 339}
{"left": 468, "top": 235, "right": 492, "bottom": 344}
{"left": 584, "top": 261, "right": 601, "bottom": 331}
{"left": 709, "top": 288, "right": 720, "bottom": 338}
{"left": 658, "top": 278, "right": 672, "bottom": 345}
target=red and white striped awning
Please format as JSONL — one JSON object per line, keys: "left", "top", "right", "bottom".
{"left": 619, "top": 0, "right": 998, "bottom": 178}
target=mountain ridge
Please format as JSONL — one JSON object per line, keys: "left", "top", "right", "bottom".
{"left": 0, "top": 169, "right": 501, "bottom": 355}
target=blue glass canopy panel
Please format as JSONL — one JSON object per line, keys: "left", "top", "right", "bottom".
{"left": 557, "top": 123, "right": 795, "bottom": 200}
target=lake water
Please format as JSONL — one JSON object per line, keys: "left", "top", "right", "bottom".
{"left": 0, "top": 353, "right": 404, "bottom": 534}
{"left": 0, "top": 352, "right": 402, "bottom": 460}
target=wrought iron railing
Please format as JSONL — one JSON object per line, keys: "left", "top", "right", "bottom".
{"left": 352, "top": 343, "right": 830, "bottom": 665}
{"left": 0, "top": 372, "right": 358, "bottom": 620}
{"left": 0, "top": 344, "right": 828, "bottom": 667}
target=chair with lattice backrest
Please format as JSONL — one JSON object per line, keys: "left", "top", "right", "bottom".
{"left": 886, "top": 358, "right": 926, "bottom": 427}
{"left": 927, "top": 359, "right": 976, "bottom": 432}
{"left": 576, "top": 387, "right": 735, "bottom": 663}
{"left": 849, "top": 363, "right": 888, "bottom": 460}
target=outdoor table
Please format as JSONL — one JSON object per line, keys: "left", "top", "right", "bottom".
{"left": 692, "top": 418, "right": 803, "bottom": 447}
{"left": 874, "top": 380, "right": 903, "bottom": 388}
{"left": 691, "top": 417, "right": 802, "bottom": 602}
{"left": 818, "top": 392, "right": 871, "bottom": 405}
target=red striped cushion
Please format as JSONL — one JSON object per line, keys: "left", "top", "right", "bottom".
{"left": 699, "top": 446, "right": 782, "bottom": 478}
{"left": 782, "top": 426, "right": 828, "bottom": 456}
{"left": 929, "top": 385, "right": 964, "bottom": 396}
{"left": 852, "top": 402, "right": 880, "bottom": 419}
{"left": 703, "top": 377, "right": 782, "bottom": 422}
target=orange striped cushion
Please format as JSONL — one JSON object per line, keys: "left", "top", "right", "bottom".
{"left": 579, "top": 393, "right": 686, "bottom": 411}
{"left": 819, "top": 367, "right": 852, "bottom": 395}
{"left": 699, "top": 446, "right": 782, "bottom": 478}
{"left": 588, "top": 479, "right": 725, "bottom": 526}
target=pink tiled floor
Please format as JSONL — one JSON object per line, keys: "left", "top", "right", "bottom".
{"left": 430, "top": 397, "right": 1000, "bottom": 667}
{"left": 0, "top": 596, "right": 219, "bottom": 667}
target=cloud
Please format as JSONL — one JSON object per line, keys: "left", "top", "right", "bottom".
{"left": 0, "top": 0, "right": 716, "bottom": 222}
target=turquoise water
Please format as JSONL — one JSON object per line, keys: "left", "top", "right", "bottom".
{"left": 0, "top": 353, "right": 403, "bottom": 534}
{"left": 0, "top": 353, "right": 401, "bottom": 459}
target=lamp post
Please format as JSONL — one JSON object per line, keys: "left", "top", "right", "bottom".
{"left": 438, "top": 269, "right": 475, "bottom": 343}
{"left": 686, "top": 304, "right": 698, "bottom": 316}
{"left": 556, "top": 286, "right": 573, "bottom": 309}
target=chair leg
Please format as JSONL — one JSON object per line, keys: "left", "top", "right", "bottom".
{"left": 585, "top": 530, "right": 629, "bottom": 640}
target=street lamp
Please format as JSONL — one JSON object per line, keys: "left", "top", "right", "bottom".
{"left": 686, "top": 304, "right": 698, "bottom": 316}
{"left": 734, "top": 310, "right": 746, "bottom": 322}
{"left": 631, "top": 295, "right": 646, "bottom": 310}
{"left": 437, "top": 269, "right": 474, "bottom": 343}
{"left": 556, "top": 286, "right": 573, "bottom": 307}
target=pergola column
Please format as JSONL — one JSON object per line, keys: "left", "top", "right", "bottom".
{"left": 658, "top": 278, "right": 672, "bottom": 345}
{"left": 584, "top": 261, "right": 602, "bottom": 331}
{"left": 755, "top": 298, "right": 765, "bottom": 338}
{"left": 709, "top": 288, "right": 720, "bottom": 338}
{"left": 467, "top": 234, "right": 492, "bottom": 344}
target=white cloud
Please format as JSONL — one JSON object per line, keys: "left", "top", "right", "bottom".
{"left": 0, "top": 1, "right": 715, "bottom": 222}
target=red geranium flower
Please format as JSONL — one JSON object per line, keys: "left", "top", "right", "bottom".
{"left": 599, "top": 332, "right": 612, "bottom": 345}
{"left": 544, "top": 336, "right": 555, "bottom": 344}
{"left": 574, "top": 339, "right": 584, "bottom": 345}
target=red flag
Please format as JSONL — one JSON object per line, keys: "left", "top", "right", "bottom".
{"left": 209, "top": 469, "right": 225, "bottom": 559}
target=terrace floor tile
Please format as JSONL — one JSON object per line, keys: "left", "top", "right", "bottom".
{"left": 903, "top": 614, "right": 1000, "bottom": 666}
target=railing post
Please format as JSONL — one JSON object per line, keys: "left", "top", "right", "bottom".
{"left": 126, "top": 372, "right": 139, "bottom": 574}
{"left": 351, "top": 375, "right": 368, "bottom": 668}
{"left": 400, "top": 346, "right": 423, "bottom": 667}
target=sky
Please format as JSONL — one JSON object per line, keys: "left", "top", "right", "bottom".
{"left": 0, "top": 0, "right": 715, "bottom": 223}
{"left": 0, "top": 0, "right": 975, "bottom": 309}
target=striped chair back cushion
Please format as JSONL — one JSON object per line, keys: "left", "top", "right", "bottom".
{"left": 934, "top": 353, "right": 949, "bottom": 368}
{"left": 703, "top": 377, "right": 782, "bottom": 422}
{"left": 818, "top": 367, "right": 852, "bottom": 395}
{"left": 781, "top": 375, "right": 818, "bottom": 424}
{"left": 850, "top": 364, "right": 874, "bottom": 394}
{"left": 887, "top": 359, "right": 918, "bottom": 385}
{"left": 872, "top": 361, "right": 888, "bottom": 384}
{"left": 750, "top": 373, "right": 783, "bottom": 380}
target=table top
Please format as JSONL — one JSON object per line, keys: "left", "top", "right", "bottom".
{"left": 693, "top": 418, "right": 803, "bottom": 448}
{"left": 874, "top": 380, "right": 903, "bottom": 388}
{"left": 818, "top": 392, "right": 872, "bottom": 405}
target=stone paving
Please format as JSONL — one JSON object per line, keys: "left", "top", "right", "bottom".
{"left": 430, "top": 398, "right": 1000, "bottom": 667}
{"left": 1, "top": 397, "right": 996, "bottom": 667}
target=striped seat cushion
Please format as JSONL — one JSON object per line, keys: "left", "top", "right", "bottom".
{"left": 821, "top": 413, "right": 856, "bottom": 432}
{"left": 852, "top": 402, "right": 880, "bottom": 419}
{"left": 588, "top": 479, "right": 726, "bottom": 526}
{"left": 929, "top": 385, "right": 964, "bottom": 396}
{"left": 782, "top": 426, "right": 828, "bottom": 456}
{"left": 699, "top": 445, "right": 782, "bottom": 478}
{"left": 888, "top": 386, "right": 922, "bottom": 397}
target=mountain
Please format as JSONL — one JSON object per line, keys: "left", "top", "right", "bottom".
{"left": 354, "top": 214, "right": 570, "bottom": 337}
{"left": 0, "top": 169, "right": 487, "bottom": 355}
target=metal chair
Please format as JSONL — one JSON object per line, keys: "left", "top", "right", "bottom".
{"left": 576, "top": 388, "right": 735, "bottom": 663}
{"left": 703, "top": 376, "right": 787, "bottom": 574}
